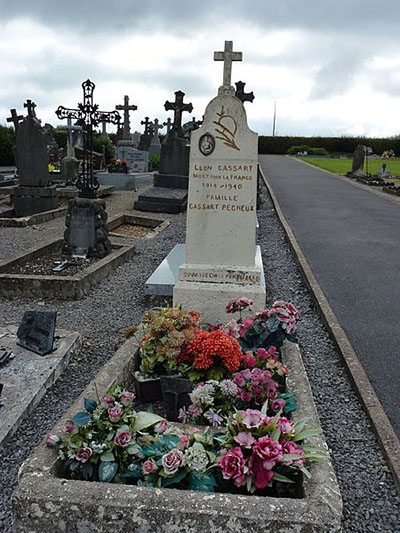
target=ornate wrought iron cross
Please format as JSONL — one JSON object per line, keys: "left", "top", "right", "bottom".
{"left": 235, "top": 81, "right": 255, "bottom": 104}
{"left": 55, "top": 79, "right": 121, "bottom": 198}
{"left": 164, "top": 90, "right": 193, "bottom": 134}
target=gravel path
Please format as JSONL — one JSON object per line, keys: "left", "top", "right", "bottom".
{"left": 0, "top": 187, "right": 399, "bottom": 532}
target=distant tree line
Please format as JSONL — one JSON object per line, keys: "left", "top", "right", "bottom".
{"left": 258, "top": 136, "right": 400, "bottom": 155}
{"left": 0, "top": 125, "right": 15, "bottom": 165}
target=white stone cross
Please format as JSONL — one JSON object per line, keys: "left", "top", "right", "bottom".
{"left": 214, "top": 41, "right": 242, "bottom": 88}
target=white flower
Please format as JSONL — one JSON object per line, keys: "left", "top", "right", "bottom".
{"left": 184, "top": 443, "right": 209, "bottom": 472}
{"left": 58, "top": 450, "right": 66, "bottom": 460}
{"left": 219, "top": 379, "right": 238, "bottom": 398}
{"left": 189, "top": 383, "right": 215, "bottom": 405}
{"left": 114, "top": 401, "right": 123, "bottom": 408}
{"left": 67, "top": 450, "right": 76, "bottom": 459}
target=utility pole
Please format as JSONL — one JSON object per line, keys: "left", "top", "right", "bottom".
{"left": 272, "top": 101, "right": 277, "bottom": 136}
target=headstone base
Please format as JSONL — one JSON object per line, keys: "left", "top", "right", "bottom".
{"left": 96, "top": 171, "right": 153, "bottom": 190}
{"left": 173, "top": 279, "right": 266, "bottom": 324}
{"left": 134, "top": 187, "right": 187, "bottom": 213}
{"left": 154, "top": 172, "right": 188, "bottom": 189}
{"left": 64, "top": 198, "right": 111, "bottom": 258}
{"left": 11, "top": 186, "right": 58, "bottom": 217}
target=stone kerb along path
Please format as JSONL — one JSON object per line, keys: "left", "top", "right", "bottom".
{"left": 174, "top": 41, "right": 265, "bottom": 322}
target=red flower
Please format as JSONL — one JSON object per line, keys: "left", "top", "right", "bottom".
{"left": 121, "top": 159, "right": 127, "bottom": 165}
{"left": 183, "top": 330, "right": 242, "bottom": 372}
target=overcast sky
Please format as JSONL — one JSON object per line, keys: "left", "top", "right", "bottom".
{"left": 1, "top": 0, "right": 400, "bottom": 137}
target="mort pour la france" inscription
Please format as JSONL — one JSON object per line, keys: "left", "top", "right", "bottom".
{"left": 189, "top": 162, "right": 255, "bottom": 213}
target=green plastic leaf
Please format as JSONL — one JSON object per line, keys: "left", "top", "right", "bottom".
{"left": 72, "top": 411, "right": 91, "bottom": 426}
{"left": 267, "top": 315, "right": 280, "bottom": 333}
{"left": 294, "top": 428, "right": 322, "bottom": 442}
{"left": 127, "top": 443, "right": 141, "bottom": 455}
{"left": 273, "top": 472, "right": 295, "bottom": 484}
{"left": 260, "top": 400, "right": 268, "bottom": 415}
{"left": 99, "top": 461, "right": 118, "bottom": 482}
{"left": 278, "top": 393, "right": 297, "bottom": 414}
{"left": 161, "top": 469, "right": 187, "bottom": 487}
{"left": 122, "top": 462, "right": 142, "bottom": 479}
{"left": 100, "top": 451, "right": 115, "bottom": 462}
{"left": 84, "top": 398, "right": 97, "bottom": 413}
{"left": 135, "top": 411, "right": 165, "bottom": 432}
{"left": 300, "top": 466, "right": 312, "bottom": 479}
{"left": 187, "top": 472, "right": 217, "bottom": 492}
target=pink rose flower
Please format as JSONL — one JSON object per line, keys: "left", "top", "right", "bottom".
{"left": 143, "top": 459, "right": 158, "bottom": 475}
{"left": 270, "top": 398, "right": 286, "bottom": 413}
{"left": 256, "top": 348, "right": 268, "bottom": 360}
{"left": 63, "top": 419, "right": 78, "bottom": 435}
{"left": 113, "top": 431, "right": 132, "bottom": 448}
{"left": 100, "top": 395, "right": 114, "bottom": 408}
{"left": 155, "top": 421, "right": 168, "bottom": 434}
{"left": 108, "top": 406, "right": 123, "bottom": 423}
{"left": 276, "top": 417, "right": 295, "bottom": 439}
{"left": 45, "top": 433, "right": 61, "bottom": 447}
{"left": 233, "top": 372, "right": 246, "bottom": 387}
{"left": 178, "top": 434, "right": 190, "bottom": 450}
{"left": 162, "top": 449, "right": 183, "bottom": 475}
{"left": 76, "top": 447, "right": 93, "bottom": 463}
{"left": 241, "top": 391, "right": 252, "bottom": 403}
{"left": 241, "top": 354, "right": 257, "bottom": 368}
{"left": 241, "top": 409, "right": 266, "bottom": 429}
{"left": 188, "top": 404, "right": 203, "bottom": 417}
{"left": 250, "top": 384, "right": 264, "bottom": 395}
{"left": 234, "top": 431, "right": 256, "bottom": 448}
{"left": 120, "top": 391, "right": 135, "bottom": 406}
{"left": 217, "top": 447, "right": 246, "bottom": 487}
{"left": 281, "top": 441, "right": 305, "bottom": 467}
{"left": 249, "top": 437, "right": 283, "bottom": 489}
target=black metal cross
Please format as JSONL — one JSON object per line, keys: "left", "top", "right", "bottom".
{"left": 24, "top": 99, "right": 37, "bottom": 118}
{"left": 141, "top": 117, "right": 154, "bottom": 135}
{"left": 163, "top": 117, "right": 172, "bottom": 133}
{"left": 115, "top": 95, "right": 137, "bottom": 141}
{"left": 7, "top": 108, "right": 23, "bottom": 130}
{"left": 164, "top": 90, "right": 193, "bottom": 134}
{"left": 235, "top": 81, "right": 255, "bottom": 104}
{"left": 55, "top": 79, "right": 121, "bottom": 198}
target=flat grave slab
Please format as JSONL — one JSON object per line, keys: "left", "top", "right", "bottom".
{"left": 0, "top": 325, "right": 81, "bottom": 445}
{"left": 96, "top": 171, "right": 153, "bottom": 191}
{"left": 12, "top": 338, "right": 342, "bottom": 532}
{"left": 145, "top": 243, "right": 265, "bottom": 296}
{"left": 107, "top": 213, "right": 170, "bottom": 240}
{"left": 0, "top": 238, "right": 136, "bottom": 299}
{"left": 0, "top": 205, "right": 67, "bottom": 227}
{"left": 134, "top": 187, "right": 188, "bottom": 213}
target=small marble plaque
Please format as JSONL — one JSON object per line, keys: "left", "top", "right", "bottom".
{"left": 17, "top": 311, "right": 56, "bottom": 356}
{"left": 69, "top": 205, "right": 96, "bottom": 256}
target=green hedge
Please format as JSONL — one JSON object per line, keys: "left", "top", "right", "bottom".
{"left": 258, "top": 136, "right": 400, "bottom": 155}
{"left": 0, "top": 125, "right": 16, "bottom": 165}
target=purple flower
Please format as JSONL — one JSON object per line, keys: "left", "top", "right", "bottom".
{"left": 63, "top": 419, "right": 78, "bottom": 435}
{"left": 276, "top": 417, "right": 295, "bottom": 439}
{"left": 249, "top": 437, "right": 283, "bottom": 489}
{"left": 281, "top": 441, "right": 305, "bottom": 467}
{"left": 113, "top": 431, "right": 132, "bottom": 448}
{"left": 234, "top": 431, "right": 256, "bottom": 448}
{"left": 270, "top": 398, "right": 286, "bottom": 413}
{"left": 178, "top": 406, "right": 189, "bottom": 423}
{"left": 155, "top": 421, "right": 168, "bottom": 434}
{"left": 108, "top": 406, "right": 123, "bottom": 423}
{"left": 120, "top": 391, "right": 135, "bottom": 406}
{"left": 240, "top": 409, "right": 267, "bottom": 429}
{"left": 188, "top": 404, "right": 203, "bottom": 418}
{"left": 76, "top": 447, "right": 93, "bottom": 463}
{"left": 205, "top": 409, "right": 224, "bottom": 427}
{"left": 217, "top": 447, "right": 246, "bottom": 487}
{"left": 100, "top": 395, "right": 114, "bottom": 408}
{"left": 45, "top": 433, "right": 61, "bottom": 447}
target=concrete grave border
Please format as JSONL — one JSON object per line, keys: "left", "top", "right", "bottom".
{"left": 0, "top": 206, "right": 67, "bottom": 227}
{"left": 0, "top": 238, "right": 135, "bottom": 300}
{"left": 12, "top": 338, "right": 342, "bottom": 532}
{"left": 107, "top": 212, "right": 170, "bottom": 240}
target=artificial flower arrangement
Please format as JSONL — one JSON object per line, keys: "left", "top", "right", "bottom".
{"left": 108, "top": 158, "right": 128, "bottom": 173}
{"left": 46, "top": 384, "right": 324, "bottom": 495}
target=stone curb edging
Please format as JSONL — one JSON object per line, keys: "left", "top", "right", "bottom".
{"left": 12, "top": 337, "right": 342, "bottom": 532}
{"left": 259, "top": 163, "right": 400, "bottom": 494}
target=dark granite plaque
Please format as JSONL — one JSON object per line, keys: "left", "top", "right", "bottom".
{"left": 69, "top": 205, "right": 96, "bottom": 256}
{"left": 17, "top": 311, "right": 56, "bottom": 356}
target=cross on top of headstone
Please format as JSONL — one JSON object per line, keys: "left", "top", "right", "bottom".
{"left": 235, "top": 80, "right": 255, "bottom": 104}
{"left": 164, "top": 90, "right": 193, "bottom": 133}
{"left": 214, "top": 41, "right": 242, "bottom": 92}
{"left": 152, "top": 118, "right": 164, "bottom": 136}
{"left": 24, "top": 99, "right": 37, "bottom": 118}
{"left": 163, "top": 117, "right": 172, "bottom": 133}
{"left": 7, "top": 108, "right": 23, "bottom": 130}
{"left": 141, "top": 116, "right": 154, "bottom": 135}
{"left": 116, "top": 95, "right": 137, "bottom": 141}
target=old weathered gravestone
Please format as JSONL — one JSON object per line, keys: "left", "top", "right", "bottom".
{"left": 148, "top": 118, "right": 163, "bottom": 157}
{"left": 17, "top": 311, "right": 56, "bottom": 356}
{"left": 138, "top": 117, "right": 154, "bottom": 152}
{"left": 173, "top": 41, "right": 265, "bottom": 322}
{"left": 351, "top": 145, "right": 366, "bottom": 176}
{"left": 9, "top": 101, "right": 58, "bottom": 217}
{"left": 134, "top": 90, "right": 193, "bottom": 213}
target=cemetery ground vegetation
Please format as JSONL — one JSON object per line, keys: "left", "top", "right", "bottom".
{"left": 299, "top": 156, "right": 400, "bottom": 179}
{"left": 0, "top": 189, "right": 399, "bottom": 531}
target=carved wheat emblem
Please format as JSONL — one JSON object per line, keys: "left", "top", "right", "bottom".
{"left": 213, "top": 106, "right": 240, "bottom": 151}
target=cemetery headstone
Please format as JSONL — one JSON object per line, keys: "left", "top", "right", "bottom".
{"left": 183, "top": 117, "right": 203, "bottom": 138}
{"left": 351, "top": 145, "right": 366, "bottom": 176}
{"left": 9, "top": 101, "right": 58, "bottom": 217}
{"left": 115, "top": 95, "right": 137, "bottom": 141}
{"left": 17, "top": 310, "right": 56, "bottom": 356}
{"left": 163, "top": 117, "right": 172, "bottom": 134}
{"left": 138, "top": 117, "right": 154, "bottom": 152}
{"left": 173, "top": 41, "right": 265, "bottom": 322}
{"left": 100, "top": 120, "right": 109, "bottom": 139}
{"left": 375, "top": 162, "right": 392, "bottom": 179}
{"left": 134, "top": 90, "right": 193, "bottom": 213}
{"left": 131, "top": 131, "right": 141, "bottom": 148}
{"left": 115, "top": 143, "right": 149, "bottom": 172}
{"left": 148, "top": 118, "right": 163, "bottom": 157}
{"left": 56, "top": 79, "right": 119, "bottom": 258}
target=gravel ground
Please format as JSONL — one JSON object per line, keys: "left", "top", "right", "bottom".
{"left": 0, "top": 186, "right": 399, "bottom": 532}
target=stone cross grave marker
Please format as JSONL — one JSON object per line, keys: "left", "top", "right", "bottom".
{"left": 173, "top": 41, "right": 265, "bottom": 322}
{"left": 164, "top": 90, "right": 193, "bottom": 135}
{"left": 24, "top": 99, "right": 37, "bottom": 118}
{"left": 163, "top": 117, "right": 172, "bottom": 134}
{"left": 214, "top": 40, "right": 242, "bottom": 91}
{"left": 116, "top": 95, "right": 137, "bottom": 141}
{"left": 235, "top": 80, "right": 255, "bottom": 103}
{"left": 7, "top": 108, "right": 23, "bottom": 131}
{"left": 57, "top": 117, "right": 82, "bottom": 158}
{"left": 148, "top": 118, "right": 163, "bottom": 156}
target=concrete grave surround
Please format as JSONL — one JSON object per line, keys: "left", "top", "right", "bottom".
{"left": 174, "top": 92, "right": 265, "bottom": 321}
{"left": 96, "top": 171, "right": 153, "bottom": 190}
{"left": 0, "top": 325, "right": 81, "bottom": 446}
{"left": 12, "top": 338, "right": 342, "bottom": 532}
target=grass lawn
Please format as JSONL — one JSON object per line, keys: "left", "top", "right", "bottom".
{"left": 298, "top": 157, "right": 400, "bottom": 183}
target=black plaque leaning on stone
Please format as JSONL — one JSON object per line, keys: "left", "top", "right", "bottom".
{"left": 17, "top": 311, "right": 57, "bottom": 356}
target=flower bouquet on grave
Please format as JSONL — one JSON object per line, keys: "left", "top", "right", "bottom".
{"left": 125, "top": 307, "right": 201, "bottom": 407}
{"left": 212, "top": 298, "right": 300, "bottom": 360}
{"left": 214, "top": 404, "right": 325, "bottom": 497}
{"left": 107, "top": 158, "right": 128, "bottom": 173}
